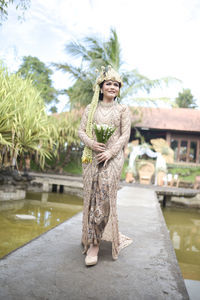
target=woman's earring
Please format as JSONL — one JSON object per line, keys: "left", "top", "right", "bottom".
{"left": 116, "top": 95, "right": 120, "bottom": 103}
{"left": 101, "top": 90, "right": 103, "bottom": 94}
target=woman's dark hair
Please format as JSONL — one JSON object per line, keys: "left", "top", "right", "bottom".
{"left": 99, "top": 80, "right": 121, "bottom": 101}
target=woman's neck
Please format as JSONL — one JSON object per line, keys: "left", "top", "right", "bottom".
{"left": 99, "top": 101, "right": 115, "bottom": 107}
{"left": 102, "top": 97, "right": 114, "bottom": 103}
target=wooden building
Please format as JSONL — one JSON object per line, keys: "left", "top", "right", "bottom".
{"left": 131, "top": 107, "right": 200, "bottom": 164}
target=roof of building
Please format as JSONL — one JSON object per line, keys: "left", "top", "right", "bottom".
{"left": 131, "top": 107, "right": 200, "bottom": 132}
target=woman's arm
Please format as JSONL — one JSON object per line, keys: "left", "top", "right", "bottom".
{"left": 78, "top": 105, "right": 94, "bottom": 149}
{"left": 108, "top": 105, "right": 131, "bottom": 158}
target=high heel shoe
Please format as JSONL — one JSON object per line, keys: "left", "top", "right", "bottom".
{"left": 85, "top": 255, "right": 98, "bottom": 266}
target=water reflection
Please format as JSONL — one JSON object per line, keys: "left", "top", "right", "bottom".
{"left": 0, "top": 192, "right": 83, "bottom": 259}
{"left": 162, "top": 207, "right": 200, "bottom": 280}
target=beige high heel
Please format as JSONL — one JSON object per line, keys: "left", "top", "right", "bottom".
{"left": 85, "top": 255, "right": 98, "bottom": 266}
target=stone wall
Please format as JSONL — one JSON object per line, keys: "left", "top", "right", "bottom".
{"left": 0, "top": 189, "right": 26, "bottom": 201}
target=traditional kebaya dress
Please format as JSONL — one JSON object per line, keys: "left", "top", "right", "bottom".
{"left": 78, "top": 101, "right": 132, "bottom": 260}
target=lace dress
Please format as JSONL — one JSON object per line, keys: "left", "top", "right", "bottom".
{"left": 78, "top": 101, "right": 133, "bottom": 260}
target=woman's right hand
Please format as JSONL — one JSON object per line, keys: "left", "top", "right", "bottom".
{"left": 92, "top": 141, "right": 106, "bottom": 152}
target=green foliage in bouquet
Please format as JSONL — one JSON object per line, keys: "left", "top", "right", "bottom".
{"left": 94, "top": 124, "right": 116, "bottom": 144}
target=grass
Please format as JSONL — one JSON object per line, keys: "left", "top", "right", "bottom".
{"left": 63, "top": 159, "right": 82, "bottom": 175}
{"left": 167, "top": 164, "right": 200, "bottom": 182}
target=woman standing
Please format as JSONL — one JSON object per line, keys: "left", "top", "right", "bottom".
{"left": 78, "top": 66, "right": 132, "bottom": 266}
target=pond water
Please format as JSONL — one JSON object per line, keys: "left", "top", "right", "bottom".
{"left": 162, "top": 207, "right": 200, "bottom": 281}
{"left": 0, "top": 192, "right": 83, "bottom": 259}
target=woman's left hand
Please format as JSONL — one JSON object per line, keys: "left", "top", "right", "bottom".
{"left": 96, "top": 150, "right": 112, "bottom": 167}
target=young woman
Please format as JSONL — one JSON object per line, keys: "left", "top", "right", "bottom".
{"left": 78, "top": 66, "right": 132, "bottom": 266}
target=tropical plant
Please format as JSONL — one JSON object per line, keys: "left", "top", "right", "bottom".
{"left": 0, "top": 62, "right": 81, "bottom": 173}
{"left": 0, "top": 63, "right": 53, "bottom": 169}
{"left": 47, "top": 110, "right": 81, "bottom": 171}
{"left": 53, "top": 28, "right": 176, "bottom": 108}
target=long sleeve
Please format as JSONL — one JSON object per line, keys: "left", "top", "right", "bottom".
{"left": 78, "top": 105, "right": 94, "bottom": 149}
{"left": 108, "top": 105, "right": 131, "bottom": 158}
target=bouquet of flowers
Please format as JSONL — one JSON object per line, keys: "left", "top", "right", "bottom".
{"left": 94, "top": 123, "right": 115, "bottom": 144}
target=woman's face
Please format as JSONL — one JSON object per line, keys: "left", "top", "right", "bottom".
{"left": 101, "top": 80, "right": 120, "bottom": 100}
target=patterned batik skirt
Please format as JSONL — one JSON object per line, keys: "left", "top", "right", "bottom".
{"left": 87, "top": 164, "right": 110, "bottom": 246}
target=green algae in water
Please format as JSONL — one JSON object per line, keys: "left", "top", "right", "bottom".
{"left": 0, "top": 192, "right": 83, "bottom": 259}
{"left": 162, "top": 207, "right": 200, "bottom": 280}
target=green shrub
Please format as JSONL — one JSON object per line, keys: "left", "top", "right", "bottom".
{"left": 167, "top": 164, "right": 200, "bottom": 182}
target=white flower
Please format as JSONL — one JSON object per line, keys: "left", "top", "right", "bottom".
{"left": 102, "top": 124, "right": 108, "bottom": 130}
{"left": 96, "top": 124, "right": 101, "bottom": 130}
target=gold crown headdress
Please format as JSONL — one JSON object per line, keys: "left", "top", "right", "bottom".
{"left": 95, "top": 65, "right": 123, "bottom": 88}
{"left": 82, "top": 66, "right": 123, "bottom": 164}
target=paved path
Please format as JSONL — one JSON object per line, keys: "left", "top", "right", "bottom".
{"left": 0, "top": 187, "right": 189, "bottom": 300}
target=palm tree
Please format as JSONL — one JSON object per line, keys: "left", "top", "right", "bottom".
{"left": 53, "top": 28, "right": 175, "bottom": 108}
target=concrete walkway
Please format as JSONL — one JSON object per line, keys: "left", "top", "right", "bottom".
{"left": 0, "top": 187, "right": 189, "bottom": 300}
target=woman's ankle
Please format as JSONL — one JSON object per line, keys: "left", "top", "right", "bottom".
{"left": 87, "top": 245, "right": 99, "bottom": 256}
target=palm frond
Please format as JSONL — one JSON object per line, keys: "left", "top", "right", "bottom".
{"left": 65, "top": 41, "right": 91, "bottom": 62}
{"left": 51, "top": 28, "right": 179, "bottom": 109}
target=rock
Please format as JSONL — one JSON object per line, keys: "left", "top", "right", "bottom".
{"left": 22, "top": 173, "right": 34, "bottom": 181}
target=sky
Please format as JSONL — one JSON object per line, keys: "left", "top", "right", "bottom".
{"left": 0, "top": 0, "right": 200, "bottom": 111}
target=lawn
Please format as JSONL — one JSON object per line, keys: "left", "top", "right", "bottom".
{"left": 167, "top": 164, "right": 200, "bottom": 182}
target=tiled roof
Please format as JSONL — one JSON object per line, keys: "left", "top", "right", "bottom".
{"left": 131, "top": 107, "right": 200, "bottom": 132}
